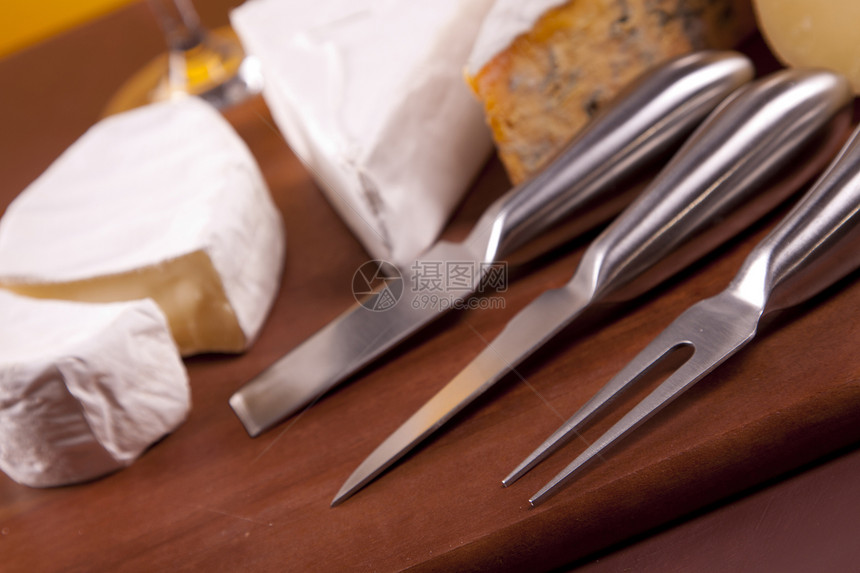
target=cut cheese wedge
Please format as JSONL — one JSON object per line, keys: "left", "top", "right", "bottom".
{"left": 753, "top": 0, "right": 860, "bottom": 93}
{"left": 467, "top": 0, "right": 756, "bottom": 184}
{"left": 0, "top": 97, "right": 285, "bottom": 356}
{"left": 0, "top": 291, "right": 190, "bottom": 488}
{"left": 231, "top": 0, "right": 495, "bottom": 265}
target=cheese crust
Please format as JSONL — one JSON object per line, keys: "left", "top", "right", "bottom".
{"left": 468, "top": 0, "right": 756, "bottom": 184}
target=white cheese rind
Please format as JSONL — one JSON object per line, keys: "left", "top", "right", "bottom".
{"left": 467, "top": 0, "right": 566, "bottom": 76}
{"left": 231, "top": 0, "right": 495, "bottom": 265}
{"left": 0, "top": 292, "right": 190, "bottom": 488}
{"left": 0, "top": 98, "right": 285, "bottom": 354}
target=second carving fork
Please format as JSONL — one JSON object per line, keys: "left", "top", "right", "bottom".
{"left": 509, "top": 121, "right": 860, "bottom": 506}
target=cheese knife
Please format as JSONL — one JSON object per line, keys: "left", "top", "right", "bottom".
{"left": 332, "top": 68, "right": 853, "bottom": 505}
{"left": 230, "top": 51, "right": 755, "bottom": 437}
{"left": 520, "top": 114, "right": 860, "bottom": 506}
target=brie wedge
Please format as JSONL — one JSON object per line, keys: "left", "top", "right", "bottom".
{"left": 0, "top": 291, "right": 190, "bottom": 488}
{"left": 0, "top": 97, "right": 285, "bottom": 356}
{"left": 231, "top": 0, "right": 495, "bottom": 266}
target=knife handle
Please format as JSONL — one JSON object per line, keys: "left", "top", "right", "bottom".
{"left": 575, "top": 68, "right": 853, "bottom": 303}
{"left": 468, "top": 50, "right": 755, "bottom": 262}
{"left": 732, "top": 121, "right": 860, "bottom": 314}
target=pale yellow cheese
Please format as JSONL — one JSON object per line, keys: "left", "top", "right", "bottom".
{"left": 3, "top": 251, "right": 245, "bottom": 355}
{"left": 753, "top": 0, "right": 860, "bottom": 93}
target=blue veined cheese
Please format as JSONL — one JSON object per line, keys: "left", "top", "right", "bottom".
{"left": 467, "top": 0, "right": 756, "bottom": 184}
{"left": 231, "top": 0, "right": 496, "bottom": 266}
{"left": 0, "top": 291, "right": 190, "bottom": 488}
{"left": 0, "top": 98, "right": 285, "bottom": 356}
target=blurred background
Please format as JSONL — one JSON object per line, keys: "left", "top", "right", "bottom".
{"left": 0, "top": 0, "right": 135, "bottom": 57}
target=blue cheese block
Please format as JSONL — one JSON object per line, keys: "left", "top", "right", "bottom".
{"left": 466, "top": 0, "right": 756, "bottom": 183}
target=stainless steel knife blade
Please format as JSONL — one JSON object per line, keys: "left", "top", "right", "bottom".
{"left": 331, "top": 69, "right": 853, "bottom": 505}
{"left": 230, "top": 51, "right": 755, "bottom": 437}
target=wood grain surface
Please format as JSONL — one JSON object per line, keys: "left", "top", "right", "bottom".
{"left": 1, "top": 2, "right": 859, "bottom": 572}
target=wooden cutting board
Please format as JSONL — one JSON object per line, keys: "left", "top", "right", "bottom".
{"left": 1, "top": 2, "right": 858, "bottom": 571}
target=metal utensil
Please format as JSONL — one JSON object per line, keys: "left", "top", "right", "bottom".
{"left": 230, "top": 51, "right": 755, "bottom": 437}
{"left": 513, "top": 118, "right": 860, "bottom": 506}
{"left": 332, "top": 69, "right": 853, "bottom": 506}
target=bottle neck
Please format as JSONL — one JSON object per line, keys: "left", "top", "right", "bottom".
{"left": 148, "top": 0, "right": 205, "bottom": 51}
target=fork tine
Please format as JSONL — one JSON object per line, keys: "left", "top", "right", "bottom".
{"left": 528, "top": 353, "right": 711, "bottom": 505}
{"left": 527, "top": 294, "right": 759, "bottom": 505}
{"left": 503, "top": 326, "right": 691, "bottom": 487}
